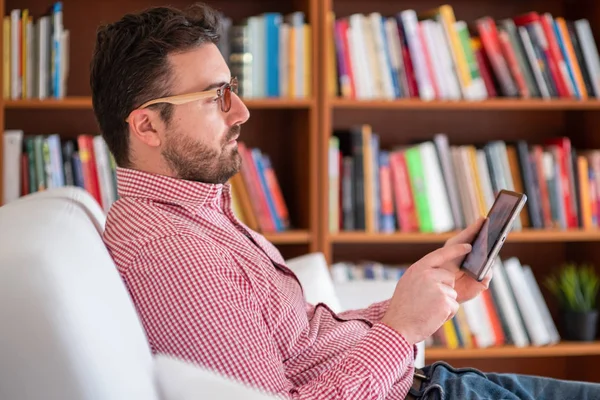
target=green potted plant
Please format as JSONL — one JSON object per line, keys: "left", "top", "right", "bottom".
{"left": 544, "top": 263, "right": 600, "bottom": 342}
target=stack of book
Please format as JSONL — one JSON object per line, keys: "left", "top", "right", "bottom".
{"left": 230, "top": 142, "right": 290, "bottom": 233}
{"left": 220, "top": 11, "right": 312, "bottom": 99}
{"left": 330, "top": 5, "right": 600, "bottom": 100}
{"left": 329, "top": 127, "right": 600, "bottom": 233}
{"left": 330, "top": 256, "right": 560, "bottom": 349}
{"left": 429, "top": 256, "right": 560, "bottom": 349}
{"left": 2, "top": 131, "right": 290, "bottom": 234}
{"left": 4, "top": 2, "right": 69, "bottom": 100}
{"left": 2, "top": 130, "right": 117, "bottom": 212}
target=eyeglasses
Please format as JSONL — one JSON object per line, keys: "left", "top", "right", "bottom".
{"left": 126, "top": 77, "right": 238, "bottom": 122}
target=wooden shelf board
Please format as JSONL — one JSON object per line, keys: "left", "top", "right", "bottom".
{"left": 5, "top": 97, "right": 315, "bottom": 110}
{"left": 330, "top": 229, "right": 600, "bottom": 244}
{"left": 426, "top": 342, "right": 600, "bottom": 359}
{"left": 263, "top": 230, "right": 312, "bottom": 244}
{"left": 331, "top": 98, "right": 600, "bottom": 110}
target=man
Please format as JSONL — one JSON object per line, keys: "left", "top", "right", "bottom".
{"left": 91, "top": 3, "right": 600, "bottom": 399}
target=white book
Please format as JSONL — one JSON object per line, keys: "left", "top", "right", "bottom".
{"left": 26, "top": 18, "right": 34, "bottom": 99}
{"left": 575, "top": 19, "right": 600, "bottom": 98}
{"left": 384, "top": 18, "right": 406, "bottom": 98}
{"left": 519, "top": 26, "right": 550, "bottom": 99}
{"left": 421, "top": 20, "right": 447, "bottom": 99}
{"left": 420, "top": 141, "right": 454, "bottom": 232}
{"left": 10, "top": 9, "right": 21, "bottom": 100}
{"left": 349, "top": 14, "right": 374, "bottom": 99}
{"left": 369, "top": 13, "right": 394, "bottom": 100}
{"left": 462, "top": 295, "right": 495, "bottom": 348}
{"left": 504, "top": 257, "right": 552, "bottom": 346}
{"left": 400, "top": 10, "right": 435, "bottom": 101}
{"left": 433, "top": 134, "right": 464, "bottom": 229}
{"left": 522, "top": 265, "right": 561, "bottom": 344}
{"left": 2, "top": 130, "right": 23, "bottom": 204}
{"left": 278, "top": 23, "right": 289, "bottom": 98}
{"left": 247, "top": 16, "right": 263, "bottom": 98}
{"left": 37, "top": 16, "right": 51, "bottom": 100}
{"left": 490, "top": 258, "right": 530, "bottom": 347}
{"left": 362, "top": 17, "right": 383, "bottom": 98}
{"left": 432, "top": 20, "right": 462, "bottom": 100}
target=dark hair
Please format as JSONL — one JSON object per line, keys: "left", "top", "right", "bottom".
{"left": 90, "top": 3, "right": 221, "bottom": 167}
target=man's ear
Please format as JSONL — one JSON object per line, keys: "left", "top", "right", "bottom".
{"left": 128, "top": 110, "right": 163, "bottom": 148}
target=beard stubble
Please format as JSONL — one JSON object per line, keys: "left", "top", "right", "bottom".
{"left": 162, "top": 124, "right": 242, "bottom": 184}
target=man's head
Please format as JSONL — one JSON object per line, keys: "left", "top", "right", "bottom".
{"left": 90, "top": 3, "right": 249, "bottom": 184}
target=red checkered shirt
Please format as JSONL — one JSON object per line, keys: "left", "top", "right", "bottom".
{"left": 103, "top": 167, "right": 416, "bottom": 399}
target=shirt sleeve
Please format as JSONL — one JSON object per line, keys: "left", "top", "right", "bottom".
{"left": 336, "top": 299, "right": 391, "bottom": 324}
{"left": 128, "top": 235, "right": 415, "bottom": 400}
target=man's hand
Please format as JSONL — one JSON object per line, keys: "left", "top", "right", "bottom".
{"left": 381, "top": 243, "right": 473, "bottom": 345}
{"left": 443, "top": 217, "right": 493, "bottom": 303}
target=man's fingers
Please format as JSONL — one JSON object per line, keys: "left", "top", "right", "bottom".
{"left": 446, "top": 217, "right": 485, "bottom": 246}
{"left": 416, "top": 243, "right": 472, "bottom": 271}
{"left": 446, "top": 297, "right": 460, "bottom": 321}
{"left": 431, "top": 268, "right": 456, "bottom": 288}
{"left": 440, "top": 281, "right": 458, "bottom": 298}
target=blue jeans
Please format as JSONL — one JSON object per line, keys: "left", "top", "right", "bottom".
{"left": 410, "top": 361, "right": 600, "bottom": 399}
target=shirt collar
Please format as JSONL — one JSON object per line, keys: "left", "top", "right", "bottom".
{"left": 116, "top": 167, "right": 230, "bottom": 213}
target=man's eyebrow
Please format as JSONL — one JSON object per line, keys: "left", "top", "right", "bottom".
{"left": 199, "top": 80, "right": 229, "bottom": 92}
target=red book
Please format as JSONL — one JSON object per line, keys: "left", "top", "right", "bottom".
{"left": 540, "top": 13, "right": 574, "bottom": 98}
{"left": 546, "top": 137, "right": 578, "bottom": 228}
{"left": 514, "top": 12, "right": 569, "bottom": 98}
{"left": 237, "top": 143, "right": 275, "bottom": 233}
{"left": 531, "top": 146, "right": 553, "bottom": 228}
{"left": 481, "top": 290, "right": 506, "bottom": 346}
{"left": 472, "top": 37, "right": 497, "bottom": 97}
{"left": 21, "top": 153, "right": 29, "bottom": 196}
{"left": 335, "top": 19, "right": 356, "bottom": 99}
{"left": 77, "top": 135, "right": 103, "bottom": 209}
{"left": 389, "top": 150, "right": 419, "bottom": 232}
{"left": 396, "top": 17, "right": 419, "bottom": 98}
{"left": 498, "top": 30, "right": 530, "bottom": 97}
{"left": 476, "top": 17, "right": 518, "bottom": 97}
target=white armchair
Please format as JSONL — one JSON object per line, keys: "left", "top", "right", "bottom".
{"left": 0, "top": 187, "right": 273, "bottom": 400}
{"left": 0, "top": 187, "right": 423, "bottom": 400}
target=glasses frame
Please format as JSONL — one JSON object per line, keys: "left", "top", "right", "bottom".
{"left": 125, "top": 76, "right": 238, "bottom": 122}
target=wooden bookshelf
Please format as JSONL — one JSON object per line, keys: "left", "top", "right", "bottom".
{"left": 331, "top": 229, "right": 600, "bottom": 243}
{"left": 264, "top": 230, "right": 312, "bottom": 244}
{"left": 5, "top": 97, "right": 316, "bottom": 110}
{"left": 317, "top": 0, "right": 600, "bottom": 382}
{"left": 331, "top": 98, "right": 600, "bottom": 110}
{"left": 426, "top": 341, "right": 600, "bottom": 360}
{"left": 2, "top": 0, "right": 600, "bottom": 385}
{"left": 0, "top": 0, "right": 322, "bottom": 262}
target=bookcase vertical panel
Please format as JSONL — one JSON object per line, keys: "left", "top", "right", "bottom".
{"left": 0, "top": 0, "right": 4, "bottom": 203}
